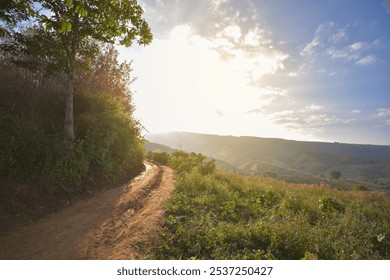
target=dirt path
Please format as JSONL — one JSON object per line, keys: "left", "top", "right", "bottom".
{"left": 0, "top": 162, "right": 175, "bottom": 259}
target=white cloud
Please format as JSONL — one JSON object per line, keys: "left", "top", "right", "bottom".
{"left": 371, "top": 108, "right": 390, "bottom": 118}
{"left": 355, "top": 55, "right": 377, "bottom": 65}
{"left": 287, "top": 72, "right": 299, "bottom": 77}
{"left": 269, "top": 111, "right": 345, "bottom": 134}
{"left": 218, "top": 25, "right": 242, "bottom": 43}
{"left": 300, "top": 37, "right": 320, "bottom": 56}
{"left": 350, "top": 41, "right": 367, "bottom": 51}
{"left": 326, "top": 42, "right": 370, "bottom": 62}
{"left": 303, "top": 104, "right": 323, "bottom": 112}
{"left": 331, "top": 28, "right": 348, "bottom": 43}
{"left": 300, "top": 22, "right": 380, "bottom": 69}
{"left": 123, "top": 23, "right": 293, "bottom": 138}
{"left": 351, "top": 109, "right": 361, "bottom": 114}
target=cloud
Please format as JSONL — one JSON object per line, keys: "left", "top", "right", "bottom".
{"left": 300, "top": 37, "right": 320, "bottom": 56}
{"left": 371, "top": 108, "right": 390, "bottom": 118}
{"left": 269, "top": 110, "right": 346, "bottom": 134}
{"left": 331, "top": 28, "right": 348, "bottom": 43}
{"left": 300, "top": 22, "right": 380, "bottom": 71}
{"left": 216, "top": 110, "right": 226, "bottom": 117}
{"left": 355, "top": 55, "right": 377, "bottom": 65}
{"left": 327, "top": 42, "right": 377, "bottom": 66}
{"left": 351, "top": 109, "right": 361, "bottom": 114}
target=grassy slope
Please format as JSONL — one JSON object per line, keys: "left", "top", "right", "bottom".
{"left": 146, "top": 132, "right": 390, "bottom": 191}
{"left": 151, "top": 170, "right": 390, "bottom": 260}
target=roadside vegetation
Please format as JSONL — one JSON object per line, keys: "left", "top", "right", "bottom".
{"left": 0, "top": 1, "right": 151, "bottom": 224}
{"left": 148, "top": 151, "right": 390, "bottom": 260}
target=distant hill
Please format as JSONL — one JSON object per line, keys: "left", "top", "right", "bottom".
{"left": 145, "top": 142, "right": 174, "bottom": 154}
{"left": 146, "top": 132, "right": 390, "bottom": 191}
{"left": 145, "top": 140, "right": 240, "bottom": 173}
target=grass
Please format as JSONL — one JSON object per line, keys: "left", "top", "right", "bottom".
{"left": 150, "top": 168, "right": 390, "bottom": 260}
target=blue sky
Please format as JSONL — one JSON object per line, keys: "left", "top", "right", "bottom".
{"left": 120, "top": 0, "right": 390, "bottom": 145}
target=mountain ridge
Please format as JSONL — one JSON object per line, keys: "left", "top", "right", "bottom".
{"left": 145, "top": 131, "right": 390, "bottom": 191}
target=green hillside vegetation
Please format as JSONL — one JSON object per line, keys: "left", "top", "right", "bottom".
{"left": 0, "top": 1, "right": 152, "bottom": 225}
{"left": 148, "top": 151, "right": 390, "bottom": 260}
{"left": 146, "top": 132, "right": 390, "bottom": 192}
{"left": 1, "top": 48, "right": 147, "bottom": 225}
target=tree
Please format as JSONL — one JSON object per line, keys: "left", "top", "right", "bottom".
{"left": 2, "top": 0, "right": 152, "bottom": 142}
{"left": 330, "top": 170, "right": 341, "bottom": 180}
{"left": 0, "top": 0, "right": 34, "bottom": 36}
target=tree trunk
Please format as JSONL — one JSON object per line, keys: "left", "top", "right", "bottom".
{"left": 64, "top": 73, "right": 75, "bottom": 142}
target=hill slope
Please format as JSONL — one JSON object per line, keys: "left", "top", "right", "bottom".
{"left": 146, "top": 132, "right": 390, "bottom": 191}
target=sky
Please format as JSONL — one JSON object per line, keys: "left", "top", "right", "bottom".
{"left": 119, "top": 0, "right": 390, "bottom": 145}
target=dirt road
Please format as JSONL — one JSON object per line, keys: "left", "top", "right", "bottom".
{"left": 0, "top": 162, "right": 175, "bottom": 259}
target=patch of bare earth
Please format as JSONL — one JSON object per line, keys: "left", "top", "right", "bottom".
{"left": 0, "top": 162, "right": 175, "bottom": 259}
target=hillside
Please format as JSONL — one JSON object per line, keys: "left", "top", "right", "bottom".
{"left": 146, "top": 132, "right": 390, "bottom": 191}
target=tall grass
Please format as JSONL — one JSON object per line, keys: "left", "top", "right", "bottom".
{"left": 152, "top": 167, "right": 390, "bottom": 259}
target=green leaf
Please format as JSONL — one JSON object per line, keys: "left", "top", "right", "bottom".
{"left": 45, "top": 22, "right": 53, "bottom": 31}
{"left": 78, "top": 7, "right": 88, "bottom": 17}
{"left": 60, "top": 22, "right": 72, "bottom": 33}
{"left": 66, "top": 0, "right": 73, "bottom": 8}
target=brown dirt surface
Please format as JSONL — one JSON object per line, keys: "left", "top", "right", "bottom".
{"left": 0, "top": 162, "right": 175, "bottom": 259}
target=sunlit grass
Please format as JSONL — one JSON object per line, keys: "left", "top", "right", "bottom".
{"left": 150, "top": 168, "right": 390, "bottom": 260}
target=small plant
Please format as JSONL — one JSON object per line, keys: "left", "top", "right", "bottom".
{"left": 318, "top": 197, "right": 345, "bottom": 214}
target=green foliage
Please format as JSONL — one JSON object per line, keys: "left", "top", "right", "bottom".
{"left": 0, "top": 0, "right": 35, "bottom": 36}
{"left": 152, "top": 170, "right": 390, "bottom": 260}
{"left": 0, "top": 45, "right": 144, "bottom": 193}
{"left": 147, "top": 151, "right": 170, "bottom": 165}
{"left": 318, "top": 197, "right": 345, "bottom": 214}
{"left": 77, "top": 91, "right": 144, "bottom": 179}
{"left": 2, "top": 0, "right": 153, "bottom": 141}
{"left": 0, "top": 110, "right": 87, "bottom": 191}
{"left": 44, "top": 140, "right": 90, "bottom": 191}
{"left": 147, "top": 150, "right": 216, "bottom": 175}
{"left": 169, "top": 151, "right": 216, "bottom": 175}
{"left": 0, "top": 110, "right": 47, "bottom": 181}
{"left": 352, "top": 183, "right": 369, "bottom": 192}
{"left": 0, "top": 94, "right": 143, "bottom": 192}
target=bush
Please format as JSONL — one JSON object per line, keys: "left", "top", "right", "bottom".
{"left": 147, "top": 151, "right": 170, "bottom": 165}
{"left": 330, "top": 170, "right": 341, "bottom": 180}
{"left": 0, "top": 91, "right": 144, "bottom": 193}
{"left": 0, "top": 111, "right": 47, "bottom": 181}
{"left": 352, "top": 184, "right": 369, "bottom": 192}
{"left": 169, "top": 151, "right": 215, "bottom": 175}
{"left": 44, "top": 140, "right": 90, "bottom": 192}
{"left": 319, "top": 197, "right": 345, "bottom": 214}
{"left": 77, "top": 91, "right": 144, "bottom": 179}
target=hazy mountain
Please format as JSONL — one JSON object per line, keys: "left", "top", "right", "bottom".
{"left": 146, "top": 132, "right": 390, "bottom": 189}
{"left": 145, "top": 142, "right": 174, "bottom": 154}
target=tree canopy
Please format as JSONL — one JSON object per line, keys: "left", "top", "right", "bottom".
{"left": 1, "top": 0, "right": 152, "bottom": 141}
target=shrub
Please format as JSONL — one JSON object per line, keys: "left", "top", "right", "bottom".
{"left": 169, "top": 151, "right": 215, "bottom": 175}
{"left": 352, "top": 184, "right": 369, "bottom": 192}
{"left": 330, "top": 170, "right": 341, "bottom": 180}
{"left": 147, "top": 151, "right": 170, "bottom": 165}
{"left": 45, "top": 140, "right": 90, "bottom": 192}
{"left": 318, "top": 197, "right": 345, "bottom": 214}
{"left": 77, "top": 91, "right": 144, "bottom": 179}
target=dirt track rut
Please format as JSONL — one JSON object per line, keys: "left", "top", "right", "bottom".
{"left": 0, "top": 162, "right": 175, "bottom": 259}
